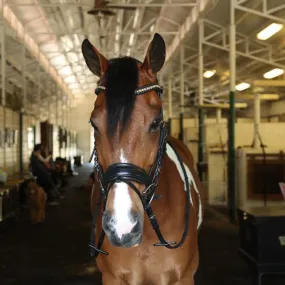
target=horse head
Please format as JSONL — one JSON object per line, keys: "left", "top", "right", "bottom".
{"left": 82, "top": 34, "right": 166, "bottom": 248}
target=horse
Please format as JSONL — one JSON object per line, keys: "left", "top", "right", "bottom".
{"left": 82, "top": 33, "right": 204, "bottom": 285}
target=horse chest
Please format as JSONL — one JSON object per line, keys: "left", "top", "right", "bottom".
{"left": 99, "top": 245, "right": 192, "bottom": 285}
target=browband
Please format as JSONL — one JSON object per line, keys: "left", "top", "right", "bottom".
{"left": 95, "top": 84, "right": 163, "bottom": 96}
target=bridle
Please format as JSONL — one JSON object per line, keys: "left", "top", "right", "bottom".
{"left": 89, "top": 82, "right": 191, "bottom": 258}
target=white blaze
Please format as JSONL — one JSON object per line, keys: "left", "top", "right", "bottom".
{"left": 112, "top": 150, "right": 136, "bottom": 239}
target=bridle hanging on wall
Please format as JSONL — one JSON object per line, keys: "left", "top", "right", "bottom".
{"left": 89, "top": 82, "right": 191, "bottom": 258}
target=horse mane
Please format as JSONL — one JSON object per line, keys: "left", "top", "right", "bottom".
{"left": 104, "top": 56, "right": 139, "bottom": 138}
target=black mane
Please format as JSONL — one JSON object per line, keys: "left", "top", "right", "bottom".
{"left": 104, "top": 57, "right": 139, "bottom": 138}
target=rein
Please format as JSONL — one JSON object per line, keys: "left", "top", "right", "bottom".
{"left": 89, "top": 83, "right": 191, "bottom": 258}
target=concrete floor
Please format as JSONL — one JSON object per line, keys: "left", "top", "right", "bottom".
{"left": 0, "top": 165, "right": 284, "bottom": 285}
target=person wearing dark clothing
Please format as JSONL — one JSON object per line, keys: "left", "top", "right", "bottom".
{"left": 30, "top": 144, "right": 60, "bottom": 206}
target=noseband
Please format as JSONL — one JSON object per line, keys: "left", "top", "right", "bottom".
{"left": 89, "top": 82, "right": 191, "bottom": 257}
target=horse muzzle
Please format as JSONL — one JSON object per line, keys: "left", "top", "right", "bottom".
{"left": 102, "top": 210, "right": 143, "bottom": 248}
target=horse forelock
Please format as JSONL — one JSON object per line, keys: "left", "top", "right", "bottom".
{"left": 104, "top": 57, "right": 139, "bottom": 138}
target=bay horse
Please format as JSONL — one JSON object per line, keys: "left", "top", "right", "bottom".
{"left": 82, "top": 33, "right": 203, "bottom": 285}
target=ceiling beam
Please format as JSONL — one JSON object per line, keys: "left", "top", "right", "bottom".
{"left": 253, "top": 80, "right": 285, "bottom": 87}
{"left": 165, "top": 0, "right": 211, "bottom": 64}
{"left": 6, "top": 2, "right": 198, "bottom": 8}
{"left": 1, "top": 4, "right": 73, "bottom": 100}
{"left": 200, "top": 103, "right": 248, "bottom": 109}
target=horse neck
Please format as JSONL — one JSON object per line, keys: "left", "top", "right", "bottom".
{"left": 145, "top": 154, "right": 187, "bottom": 224}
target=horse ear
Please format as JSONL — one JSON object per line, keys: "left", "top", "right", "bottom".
{"left": 141, "top": 33, "right": 166, "bottom": 76}
{"left": 81, "top": 39, "right": 108, "bottom": 77}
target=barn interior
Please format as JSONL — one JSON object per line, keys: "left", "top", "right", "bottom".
{"left": 0, "top": 0, "right": 285, "bottom": 284}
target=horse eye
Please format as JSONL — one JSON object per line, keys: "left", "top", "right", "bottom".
{"left": 149, "top": 117, "right": 162, "bottom": 133}
{"left": 89, "top": 120, "right": 99, "bottom": 133}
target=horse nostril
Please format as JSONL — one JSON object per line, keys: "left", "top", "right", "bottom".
{"left": 131, "top": 219, "right": 142, "bottom": 234}
{"left": 102, "top": 211, "right": 116, "bottom": 233}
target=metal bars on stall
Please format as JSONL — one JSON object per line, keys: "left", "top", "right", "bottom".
{"left": 228, "top": 0, "right": 236, "bottom": 224}
{"left": 168, "top": 75, "right": 173, "bottom": 135}
{"left": 198, "top": 20, "right": 205, "bottom": 182}
{"left": 179, "top": 44, "right": 184, "bottom": 141}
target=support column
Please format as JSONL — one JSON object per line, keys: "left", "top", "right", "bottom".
{"left": 37, "top": 57, "right": 41, "bottom": 122}
{"left": 228, "top": 0, "right": 236, "bottom": 224}
{"left": 168, "top": 75, "right": 173, "bottom": 136}
{"left": 198, "top": 109, "right": 205, "bottom": 181}
{"left": 1, "top": 25, "right": 6, "bottom": 108}
{"left": 61, "top": 91, "right": 64, "bottom": 127}
{"left": 198, "top": 20, "right": 205, "bottom": 181}
{"left": 179, "top": 44, "right": 184, "bottom": 141}
{"left": 22, "top": 40, "right": 27, "bottom": 112}
{"left": 19, "top": 110, "right": 23, "bottom": 173}
{"left": 216, "top": 108, "right": 222, "bottom": 123}
{"left": 1, "top": 24, "right": 6, "bottom": 169}
{"left": 253, "top": 93, "right": 260, "bottom": 148}
{"left": 56, "top": 87, "right": 59, "bottom": 126}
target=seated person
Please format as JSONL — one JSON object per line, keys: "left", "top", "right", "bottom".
{"left": 30, "top": 144, "right": 60, "bottom": 206}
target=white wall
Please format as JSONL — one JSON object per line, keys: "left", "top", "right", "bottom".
{"left": 267, "top": 99, "right": 285, "bottom": 116}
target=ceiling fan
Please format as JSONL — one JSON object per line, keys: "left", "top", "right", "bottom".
{"left": 87, "top": 0, "right": 136, "bottom": 16}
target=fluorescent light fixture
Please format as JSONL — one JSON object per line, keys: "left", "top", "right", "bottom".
{"left": 150, "top": 24, "right": 155, "bottom": 32}
{"left": 133, "top": 9, "right": 140, "bottom": 29}
{"left": 203, "top": 70, "right": 216, "bottom": 78}
{"left": 129, "top": 33, "right": 135, "bottom": 46}
{"left": 257, "top": 23, "right": 283, "bottom": 40}
{"left": 236, "top": 82, "right": 250, "bottom": 91}
{"left": 263, "top": 68, "right": 284, "bottom": 79}
{"left": 127, "top": 48, "right": 131, "bottom": 56}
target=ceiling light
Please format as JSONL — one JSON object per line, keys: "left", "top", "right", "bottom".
{"left": 150, "top": 24, "right": 155, "bottom": 32}
{"left": 126, "top": 48, "right": 131, "bottom": 56}
{"left": 203, "top": 70, "right": 216, "bottom": 78}
{"left": 129, "top": 33, "right": 135, "bottom": 46}
{"left": 236, "top": 82, "right": 250, "bottom": 91}
{"left": 257, "top": 23, "right": 283, "bottom": 40}
{"left": 263, "top": 68, "right": 284, "bottom": 79}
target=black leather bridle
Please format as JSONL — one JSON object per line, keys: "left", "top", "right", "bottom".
{"left": 89, "top": 82, "right": 191, "bottom": 258}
